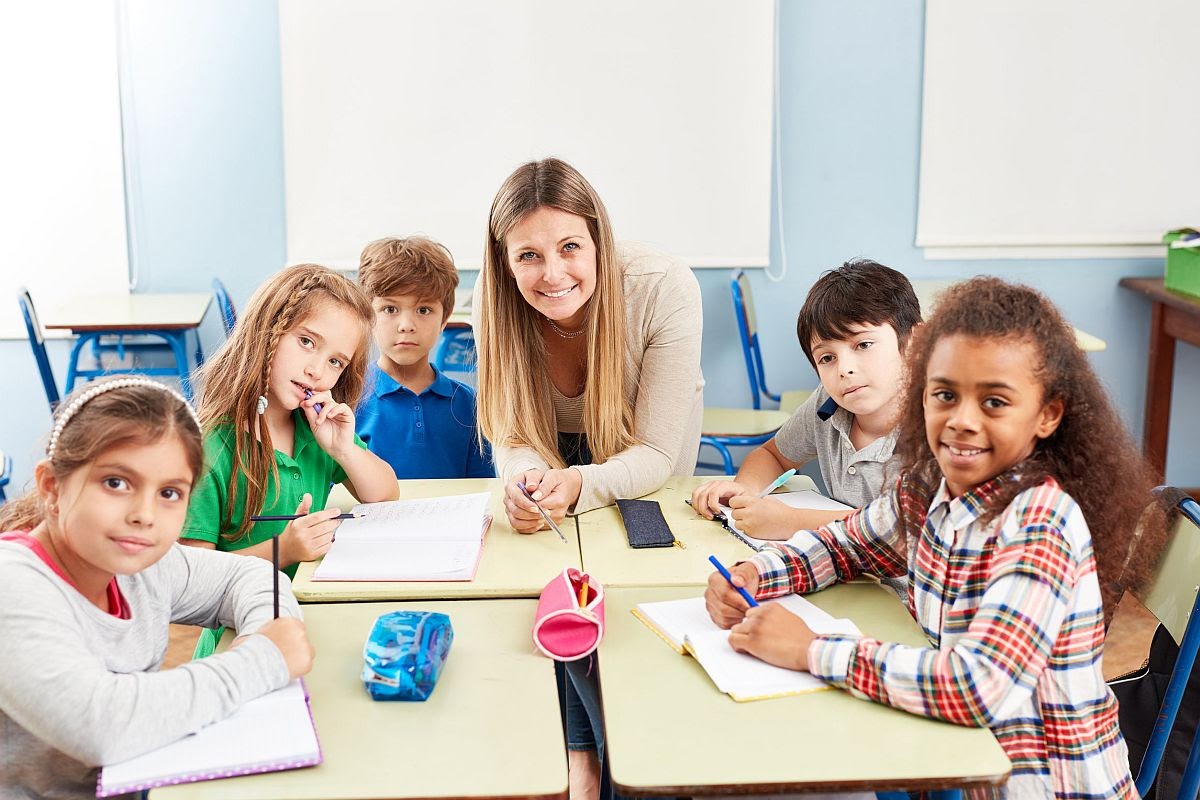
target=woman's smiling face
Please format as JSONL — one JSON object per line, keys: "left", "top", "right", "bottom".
{"left": 505, "top": 206, "right": 597, "bottom": 330}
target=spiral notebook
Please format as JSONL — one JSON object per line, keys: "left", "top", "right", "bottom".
{"left": 312, "top": 492, "right": 492, "bottom": 581}
{"left": 632, "top": 594, "right": 860, "bottom": 702}
{"left": 710, "top": 490, "right": 853, "bottom": 551}
{"left": 97, "top": 680, "right": 321, "bottom": 797}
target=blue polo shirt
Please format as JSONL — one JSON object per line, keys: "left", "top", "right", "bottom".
{"left": 356, "top": 364, "right": 494, "bottom": 479}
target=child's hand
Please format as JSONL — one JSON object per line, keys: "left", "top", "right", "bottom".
{"left": 727, "top": 496, "right": 797, "bottom": 540}
{"left": 704, "top": 561, "right": 761, "bottom": 628}
{"left": 279, "top": 493, "right": 342, "bottom": 564}
{"left": 504, "top": 470, "right": 550, "bottom": 534}
{"left": 727, "top": 604, "right": 815, "bottom": 672}
{"left": 239, "top": 617, "right": 315, "bottom": 680}
{"left": 690, "top": 480, "right": 750, "bottom": 519}
{"left": 302, "top": 391, "right": 357, "bottom": 459}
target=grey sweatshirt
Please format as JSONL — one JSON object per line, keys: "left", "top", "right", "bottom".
{"left": 0, "top": 541, "right": 300, "bottom": 800}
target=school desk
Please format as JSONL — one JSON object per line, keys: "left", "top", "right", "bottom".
{"left": 290, "top": 478, "right": 582, "bottom": 602}
{"left": 1119, "top": 276, "right": 1200, "bottom": 483}
{"left": 152, "top": 599, "right": 567, "bottom": 800}
{"left": 574, "top": 474, "right": 819, "bottom": 588}
{"left": 600, "top": 584, "right": 1010, "bottom": 796}
{"left": 40, "top": 292, "right": 212, "bottom": 399}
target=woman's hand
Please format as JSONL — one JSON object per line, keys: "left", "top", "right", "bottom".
{"left": 279, "top": 493, "right": 343, "bottom": 564}
{"left": 727, "top": 496, "right": 797, "bottom": 540}
{"left": 503, "top": 468, "right": 581, "bottom": 534}
{"left": 704, "top": 561, "right": 761, "bottom": 628}
{"left": 303, "top": 391, "right": 357, "bottom": 459}
{"left": 689, "top": 480, "right": 751, "bottom": 520}
{"left": 727, "top": 604, "right": 815, "bottom": 672}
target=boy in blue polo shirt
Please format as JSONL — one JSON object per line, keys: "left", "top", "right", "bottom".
{"left": 356, "top": 236, "right": 493, "bottom": 479}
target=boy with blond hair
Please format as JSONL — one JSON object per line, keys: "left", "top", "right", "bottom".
{"left": 356, "top": 236, "right": 493, "bottom": 478}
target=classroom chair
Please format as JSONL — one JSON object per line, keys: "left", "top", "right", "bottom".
{"left": 698, "top": 406, "right": 790, "bottom": 474}
{"left": 1125, "top": 487, "right": 1200, "bottom": 798}
{"left": 212, "top": 277, "right": 237, "bottom": 337}
{"left": 433, "top": 328, "right": 476, "bottom": 374}
{"left": 731, "top": 270, "right": 812, "bottom": 414}
{"left": 18, "top": 288, "right": 62, "bottom": 411}
{"left": 0, "top": 449, "right": 11, "bottom": 504}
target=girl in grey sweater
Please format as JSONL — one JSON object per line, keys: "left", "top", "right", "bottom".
{"left": 0, "top": 378, "right": 314, "bottom": 800}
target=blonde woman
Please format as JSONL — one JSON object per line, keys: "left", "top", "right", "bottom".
{"left": 473, "top": 158, "right": 704, "bottom": 800}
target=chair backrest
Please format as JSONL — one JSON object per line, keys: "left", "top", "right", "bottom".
{"left": 0, "top": 449, "right": 10, "bottom": 504}
{"left": 731, "top": 270, "right": 767, "bottom": 409}
{"left": 17, "top": 288, "right": 60, "bottom": 409}
{"left": 1135, "top": 490, "right": 1200, "bottom": 797}
{"left": 212, "top": 278, "right": 237, "bottom": 336}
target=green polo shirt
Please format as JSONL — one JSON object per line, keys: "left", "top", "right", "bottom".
{"left": 181, "top": 411, "right": 366, "bottom": 579}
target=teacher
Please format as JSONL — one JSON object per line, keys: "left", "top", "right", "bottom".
{"left": 473, "top": 157, "right": 704, "bottom": 799}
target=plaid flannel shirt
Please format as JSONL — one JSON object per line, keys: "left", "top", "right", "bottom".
{"left": 749, "top": 475, "right": 1134, "bottom": 799}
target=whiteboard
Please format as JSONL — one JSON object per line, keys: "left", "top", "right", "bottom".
{"left": 917, "top": 0, "right": 1200, "bottom": 258}
{"left": 278, "top": 0, "right": 774, "bottom": 269}
{"left": 0, "top": 1, "right": 129, "bottom": 339}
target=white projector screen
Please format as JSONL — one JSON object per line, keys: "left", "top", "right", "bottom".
{"left": 917, "top": 0, "right": 1200, "bottom": 259}
{"left": 278, "top": 0, "right": 774, "bottom": 270}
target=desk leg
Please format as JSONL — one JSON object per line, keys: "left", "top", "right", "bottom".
{"left": 1143, "top": 302, "right": 1175, "bottom": 480}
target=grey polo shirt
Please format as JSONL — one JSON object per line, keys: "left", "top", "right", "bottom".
{"left": 773, "top": 386, "right": 899, "bottom": 508}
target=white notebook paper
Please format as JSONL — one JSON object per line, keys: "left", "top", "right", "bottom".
{"left": 97, "top": 680, "right": 320, "bottom": 797}
{"left": 632, "top": 594, "right": 860, "bottom": 702}
{"left": 715, "top": 490, "right": 853, "bottom": 551}
{"left": 312, "top": 492, "right": 492, "bottom": 581}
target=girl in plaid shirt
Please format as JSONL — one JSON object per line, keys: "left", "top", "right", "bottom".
{"left": 706, "top": 277, "right": 1169, "bottom": 799}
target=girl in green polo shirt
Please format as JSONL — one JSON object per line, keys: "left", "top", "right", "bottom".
{"left": 180, "top": 266, "right": 399, "bottom": 656}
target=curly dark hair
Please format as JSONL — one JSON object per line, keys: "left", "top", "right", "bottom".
{"left": 892, "top": 277, "right": 1168, "bottom": 621}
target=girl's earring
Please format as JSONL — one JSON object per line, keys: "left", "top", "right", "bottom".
{"left": 256, "top": 395, "right": 268, "bottom": 415}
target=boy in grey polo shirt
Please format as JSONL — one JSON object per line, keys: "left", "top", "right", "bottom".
{"left": 692, "top": 259, "right": 920, "bottom": 540}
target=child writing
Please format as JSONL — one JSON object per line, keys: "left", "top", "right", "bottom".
{"left": 355, "top": 236, "right": 493, "bottom": 478}
{"left": 0, "top": 377, "right": 314, "bottom": 800}
{"left": 692, "top": 259, "right": 920, "bottom": 540}
{"left": 705, "top": 277, "right": 1168, "bottom": 799}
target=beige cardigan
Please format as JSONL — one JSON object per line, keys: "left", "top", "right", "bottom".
{"left": 474, "top": 242, "right": 705, "bottom": 513}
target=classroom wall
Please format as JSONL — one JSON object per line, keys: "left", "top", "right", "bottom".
{"left": 2, "top": 0, "right": 1196, "bottom": 496}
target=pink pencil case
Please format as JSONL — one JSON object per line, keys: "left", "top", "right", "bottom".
{"left": 532, "top": 568, "right": 605, "bottom": 661}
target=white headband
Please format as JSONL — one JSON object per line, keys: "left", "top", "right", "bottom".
{"left": 47, "top": 377, "right": 201, "bottom": 460}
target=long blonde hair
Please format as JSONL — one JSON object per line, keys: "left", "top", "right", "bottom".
{"left": 197, "top": 264, "right": 373, "bottom": 540}
{"left": 477, "top": 158, "right": 635, "bottom": 467}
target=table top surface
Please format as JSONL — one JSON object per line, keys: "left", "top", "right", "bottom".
{"left": 42, "top": 293, "right": 212, "bottom": 331}
{"left": 1120, "top": 276, "right": 1200, "bottom": 313}
{"left": 291, "top": 479, "right": 582, "bottom": 602}
{"left": 600, "top": 584, "right": 1011, "bottom": 795}
{"left": 575, "top": 475, "right": 818, "bottom": 588}
{"left": 153, "top": 599, "right": 567, "bottom": 800}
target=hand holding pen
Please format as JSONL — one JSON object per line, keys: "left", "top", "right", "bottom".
{"left": 269, "top": 493, "right": 343, "bottom": 564}
{"left": 516, "top": 481, "right": 569, "bottom": 544}
{"left": 705, "top": 555, "right": 763, "bottom": 629}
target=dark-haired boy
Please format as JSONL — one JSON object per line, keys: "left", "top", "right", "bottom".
{"left": 356, "top": 236, "right": 494, "bottom": 479}
{"left": 691, "top": 259, "right": 920, "bottom": 539}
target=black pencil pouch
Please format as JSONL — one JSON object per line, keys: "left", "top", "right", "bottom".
{"left": 616, "top": 499, "right": 676, "bottom": 548}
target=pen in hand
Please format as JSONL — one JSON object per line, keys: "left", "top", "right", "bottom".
{"left": 756, "top": 468, "right": 797, "bottom": 498}
{"left": 708, "top": 554, "right": 759, "bottom": 608}
{"left": 518, "top": 481, "right": 569, "bottom": 544}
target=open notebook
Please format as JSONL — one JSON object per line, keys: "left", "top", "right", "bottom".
{"left": 633, "top": 595, "right": 860, "bottom": 702}
{"left": 312, "top": 492, "right": 492, "bottom": 581}
{"left": 714, "top": 490, "right": 853, "bottom": 551}
{"left": 97, "top": 680, "right": 320, "bottom": 797}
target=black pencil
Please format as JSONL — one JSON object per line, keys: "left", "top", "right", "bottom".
{"left": 272, "top": 533, "right": 280, "bottom": 620}
{"left": 250, "top": 512, "right": 363, "bottom": 522}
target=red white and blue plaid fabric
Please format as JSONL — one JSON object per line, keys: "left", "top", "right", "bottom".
{"left": 749, "top": 475, "right": 1134, "bottom": 799}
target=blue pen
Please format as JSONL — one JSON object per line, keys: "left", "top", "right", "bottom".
{"left": 708, "top": 554, "right": 759, "bottom": 608}
{"left": 304, "top": 388, "right": 323, "bottom": 414}
{"left": 756, "top": 468, "right": 797, "bottom": 498}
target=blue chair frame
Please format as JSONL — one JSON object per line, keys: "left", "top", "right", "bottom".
{"left": 699, "top": 433, "right": 776, "bottom": 475}
{"left": 1134, "top": 488, "right": 1200, "bottom": 798}
{"left": 212, "top": 278, "right": 237, "bottom": 336}
{"left": 433, "top": 327, "right": 476, "bottom": 373}
{"left": 0, "top": 450, "right": 11, "bottom": 504}
{"left": 18, "top": 288, "right": 61, "bottom": 410}
{"left": 734, "top": 269, "right": 797, "bottom": 410}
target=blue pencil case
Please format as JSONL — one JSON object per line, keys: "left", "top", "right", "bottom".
{"left": 361, "top": 610, "right": 454, "bottom": 701}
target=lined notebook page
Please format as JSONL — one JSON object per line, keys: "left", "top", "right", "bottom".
{"left": 97, "top": 680, "right": 320, "bottom": 797}
{"left": 313, "top": 492, "right": 491, "bottom": 581}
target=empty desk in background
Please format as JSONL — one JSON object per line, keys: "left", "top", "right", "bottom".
{"left": 601, "top": 585, "right": 1010, "bottom": 796}
{"left": 574, "top": 474, "right": 818, "bottom": 588}
{"left": 41, "top": 292, "right": 212, "bottom": 399}
{"left": 152, "top": 599, "right": 567, "bottom": 800}
{"left": 290, "top": 478, "right": 582, "bottom": 602}
{"left": 1119, "top": 277, "right": 1200, "bottom": 483}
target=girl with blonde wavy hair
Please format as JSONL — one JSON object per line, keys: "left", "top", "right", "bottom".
{"left": 473, "top": 158, "right": 704, "bottom": 800}
{"left": 179, "top": 264, "right": 397, "bottom": 586}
